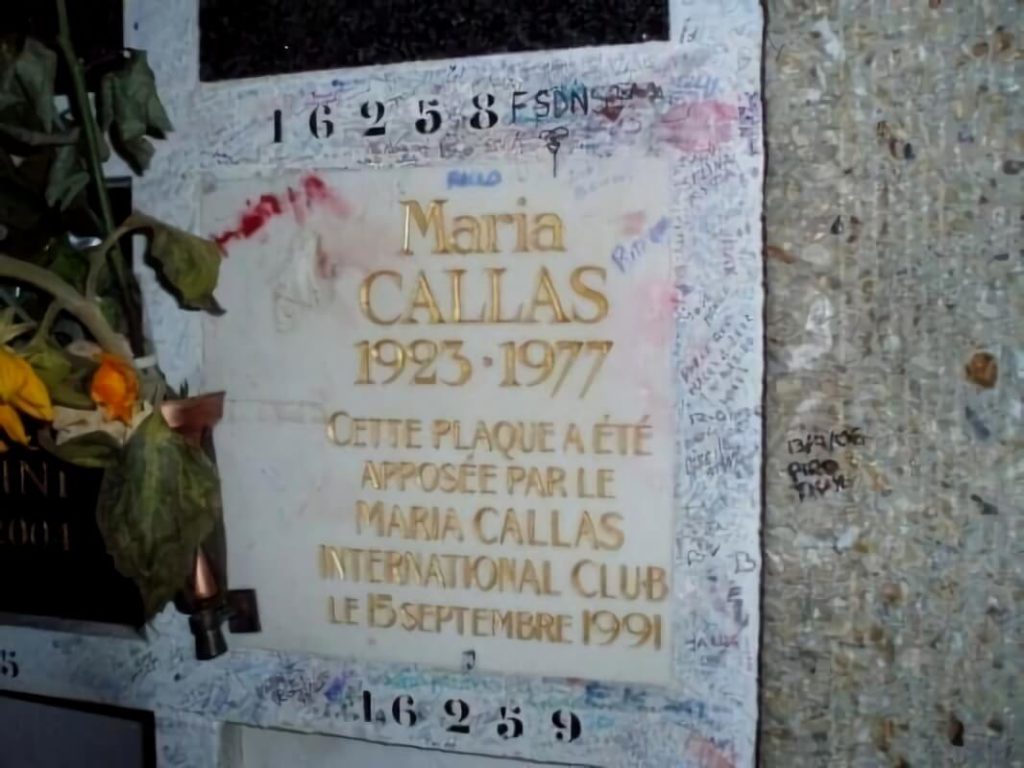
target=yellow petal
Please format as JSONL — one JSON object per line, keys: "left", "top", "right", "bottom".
{"left": 0, "top": 347, "right": 27, "bottom": 402}
{"left": 0, "top": 403, "right": 28, "bottom": 446}
{"left": 0, "top": 347, "right": 53, "bottom": 421}
{"left": 10, "top": 357, "right": 53, "bottom": 421}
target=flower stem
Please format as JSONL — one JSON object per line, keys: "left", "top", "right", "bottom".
{"left": 54, "top": 0, "right": 145, "bottom": 356}
{"left": 0, "top": 254, "right": 132, "bottom": 359}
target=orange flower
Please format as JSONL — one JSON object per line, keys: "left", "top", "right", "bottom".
{"left": 0, "top": 346, "right": 54, "bottom": 452}
{"left": 90, "top": 354, "right": 139, "bottom": 424}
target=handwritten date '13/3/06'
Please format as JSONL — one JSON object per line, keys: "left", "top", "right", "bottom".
{"left": 355, "top": 339, "right": 613, "bottom": 398}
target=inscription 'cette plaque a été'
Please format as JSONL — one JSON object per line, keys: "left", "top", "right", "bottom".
{"left": 201, "top": 158, "right": 676, "bottom": 683}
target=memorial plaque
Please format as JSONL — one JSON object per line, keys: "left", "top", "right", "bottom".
{"left": 203, "top": 158, "right": 677, "bottom": 682}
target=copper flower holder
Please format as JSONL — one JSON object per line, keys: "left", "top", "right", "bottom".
{"left": 162, "top": 392, "right": 259, "bottom": 659}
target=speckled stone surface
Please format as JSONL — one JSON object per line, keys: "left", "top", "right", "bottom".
{"left": 760, "top": 0, "right": 1022, "bottom": 765}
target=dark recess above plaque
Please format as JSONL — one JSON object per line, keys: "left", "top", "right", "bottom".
{"left": 0, "top": 0, "right": 124, "bottom": 91}
{"left": 199, "top": 0, "right": 668, "bottom": 81}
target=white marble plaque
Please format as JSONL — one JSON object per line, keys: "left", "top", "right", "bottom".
{"left": 202, "top": 157, "right": 677, "bottom": 683}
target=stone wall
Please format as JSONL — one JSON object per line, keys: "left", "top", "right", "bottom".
{"left": 761, "top": 0, "right": 1021, "bottom": 764}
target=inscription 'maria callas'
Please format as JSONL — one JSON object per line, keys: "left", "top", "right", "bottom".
{"left": 401, "top": 198, "right": 564, "bottom": 254}
{"left": 358, "top": 198, "right": 607, "bottom": 326}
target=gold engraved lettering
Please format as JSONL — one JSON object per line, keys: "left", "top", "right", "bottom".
{"left": 571, "top": 559, "right": 597, "bottom": 597}
{"left": 360, "top": 461, "right": 382, "bottom": 490}
{"left": 550, "top": 510, "right": 572, "bottom": 548}
{"left": 524, "top": 267, "right": 569, "bottom": 323}
{"left": 575, "top": 511, "right": 599, "bottom": 548}
{"left": 320, "top": 545, "right": 346, "bottom": 580}
{"left": 485, "top": 267, "right": 524, "bottom": 323}
{"left": 531, "top": 213, "right": 566, "bottom": 252}
{"left": 368, "top": 593, "right": 397, "bottom": 627}
{"left": 599, "top": 512, "right": 624, "bottom": 550}
{"left": 356, "top": 500, "right": 465, "bottom": 542}
{"left": 359, "top": 270, "right": 402, "bottom": 324}
{"left": 328, "top": 596, "right": 359, "bottom": 624}
{"left": 447, "top": 269, "right": 466, "bottom": 322}
{"left": 647, "top": 567, "right": 669, "bottom": 601}
{"left": 569, "top": 266, "right": 609, "bottom": 322}
{"left": 325, "top": 411, "right": 351, "bottom": 446}
{"left": 572, "top": 563, "right": 672, "bottom": 601}
{"left": 473, "top": 556, "right": 497, "bottom": 591}
{"left": 401, "top": 198, "right": 565, "bottom": 255}
{"left": 403, "top": 272, "right": 444, "bottom": 324}
{"left": 450, "top": 216, "right": 481, "bottom": 253}
{"left": 474, "top": 507, "right": 498, "bottom": 544}
{"left": 401, "top": 199, "right": 449, "bottom": 254}
{"left": 505, "top": 465, "right": 567, "bottom": 498}
{"left": 472, "top": 607, "right": 491, "bottom": 636}
{"left": 479, "top": 464, "right": 497, "bottom": 494}
{"left": 405, "top": 419, "right": 422, "bottom": 448}
{"left": 563, "top": 423, "right": 585, "bottom": 454}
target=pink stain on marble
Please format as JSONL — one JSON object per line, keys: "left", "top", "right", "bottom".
{"left": 308, "top": 218, "right": 388, "bottom": 279}
{"left": 621, "top": 210, "right": 647, "bottom": 236}
{"left": 685, "top": 735, "right": 737, "bottom": 768}
{"left": 657, "top": 100, "right": 739, "bottom": 153}
{"left": 633, "top": 279, "right": 681, "bottom": 348}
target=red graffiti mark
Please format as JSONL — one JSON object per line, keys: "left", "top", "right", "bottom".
{"left": 658, "top": 100, "right": 738, "bottom": 153}
{"left": 213, "top": 194, "right": 281, "bottom": 250}
{"left": 301, "top": 174, "right": 352, "bottom": 218}
{"left": 211, "top": 173, "right": 351, "bottom": 253}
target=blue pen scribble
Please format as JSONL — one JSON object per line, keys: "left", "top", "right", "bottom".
{"left": 447, "top": 169, "right": 502, "bottom": 188}
{"left": 324, "top": 673, "right": 349, "bottom": 703}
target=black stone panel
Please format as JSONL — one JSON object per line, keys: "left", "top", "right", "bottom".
{"left": 200, "top": 0, "right": 668, "bottom": 81}
{"left": 0, "top": 179, "right": 143, "bottom": 628}
{"left": 0, "top": 447, "right": 144, "bottom": 626}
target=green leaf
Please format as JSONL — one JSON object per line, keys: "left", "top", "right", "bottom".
{"left": 45, "top": 144, "right": 89, "bottom": 210}
{"left": 96, "top": 411, "right": 221, "bottom": 619}
{"left": 45, "top": 236, "right": 90, "bottom": 292}
{"left": 117, "top": 135, "right": 154, "bottom": 175}
{"left": 23, "top": 336, "right": 97, "bottom": 409}
{"left": 99, "top": 50, "right": 173, "bottom": 175}
{"left": 98, "top": 295, "right": 127, "bottom": 335}
{"left": 47, "top": 430, "right": 122, "bottom": 469}
{"left": 0, "top": 37, "right": 57, "bottom": 132}
{"left": 97, "top": 69, "right": 114, "bottom": 133}
{"left": 0, "top": 124, "right": 79, "bottom": 147}
{"left": 126, "top": 213, "right": 224, "bottom": 314}
{"left": 0, "top": 146, "right": 44, "bottom": 230}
